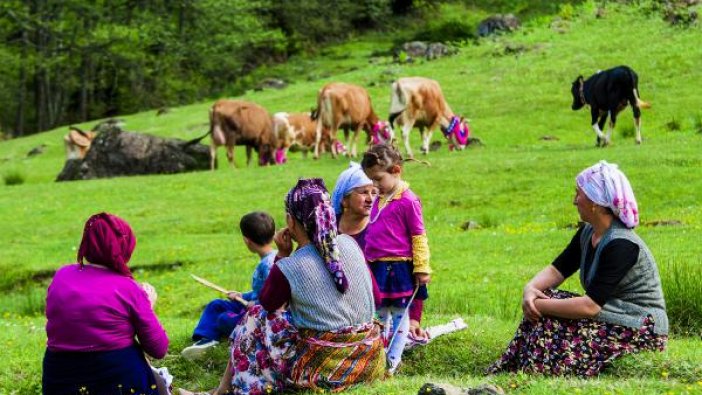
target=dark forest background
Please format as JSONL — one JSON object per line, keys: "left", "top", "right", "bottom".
{"left": 0, "top": 0, "right": 581, "bottom": 137}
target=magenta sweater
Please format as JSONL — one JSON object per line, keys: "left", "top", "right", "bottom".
{"left": 45, "top": 264, "right": 169, "bottom": 358}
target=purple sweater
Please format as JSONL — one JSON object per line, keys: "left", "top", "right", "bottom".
{"left": 46, "top": 264, "right": 169, "bottom": 358}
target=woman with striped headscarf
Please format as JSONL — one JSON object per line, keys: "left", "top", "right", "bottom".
{"left": 488, "top": 161, "right": 668, "bottom": 377}
{"left": 200, "top": 179, "right": 385, "bottom": 395}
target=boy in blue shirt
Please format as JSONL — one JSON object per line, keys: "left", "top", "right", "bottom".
{"left": 182, "top": 211, "right": 276, "bottom": 360}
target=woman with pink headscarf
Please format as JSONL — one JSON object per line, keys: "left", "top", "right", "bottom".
{"left": 489, "top": 161, "right": 668, "bottom": 377}
{"left": 43, "top": 213, "right": 169, "bottom": 395}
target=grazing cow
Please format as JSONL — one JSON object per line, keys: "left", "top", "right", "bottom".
{"left": 388, "top": 77, "right": 472, "bottom": 158}
{"left": 63, "top": 127, "right": 96, "bottom": 160}
{"left": 272, "top": 112, "right": 340, "bottom": 162}
{"left": 571, "top": 65, "right": 651, "bottom": 146}
{"left": 313, "top": 82, "right": 393, "bottom": 159}
{"left": 207, "top": 99, "right": 276, "bottom": 170}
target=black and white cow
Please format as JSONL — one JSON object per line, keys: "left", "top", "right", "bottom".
{"left": 571, "top": 65, "right": 650, "bottom": 146}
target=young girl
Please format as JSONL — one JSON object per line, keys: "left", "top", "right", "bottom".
{"left": 360, "top": 144, "right": 431, "bottom": 374}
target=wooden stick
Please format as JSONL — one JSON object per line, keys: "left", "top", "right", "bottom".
{"left": 190, "top": 274, "right": 248, "bottom": 305}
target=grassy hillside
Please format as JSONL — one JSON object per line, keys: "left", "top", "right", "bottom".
{"left": 1, "top": 2, "right": 701, "bottom": 394}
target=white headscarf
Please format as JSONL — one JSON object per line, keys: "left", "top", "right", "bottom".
{"left": 331, "top": 162, "right": 373, "bottom": 216}
{"left": 576, "top": 160, "right": 639, "bottom": 228}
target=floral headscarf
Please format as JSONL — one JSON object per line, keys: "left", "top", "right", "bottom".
{"left": 285, "top": 178, "right": 348, "bottom": 293}
{"left": 576, "top": 160, "right": 639, "bottom": 228}
{"left": 331, "top": 162, "right": 374, "bottom": 216}
{"left": 77, "top": 212, "right": 136, "bottom": 277}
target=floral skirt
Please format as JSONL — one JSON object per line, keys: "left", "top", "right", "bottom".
{"left": 487, "top": 290, "right": 667, "bottom": 377}
{"left": 228, "top": 305, "right": 385, "bottom": 394}
{"left": 229, "top": 305, "right": 298, "bottom": 395}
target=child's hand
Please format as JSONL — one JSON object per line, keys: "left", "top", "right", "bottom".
{"left": 274, "top": 227, "right": 293, "bottom": 257}
{"left": 414, "top": 273, "right": 431, "bottom": 285}
{"left": 227, "top": 291, "right": 243, "bottom": 301}
{"left": 409, "top": 319, "right": 428, "bottom": 340}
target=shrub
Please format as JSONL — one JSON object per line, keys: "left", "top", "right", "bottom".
{"left": 665, "top": 117, "right": 681, "bottom": 131}
{"left": 661, "top": 259, "right": 702, "bottom": 335}
{"left": 620, "top": 125, "right": 636, "bottom": 139}
{"left": 2, "top": 169, "right": 25, "bottom": 186}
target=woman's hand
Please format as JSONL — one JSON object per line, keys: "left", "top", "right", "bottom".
{"left": 140, "top": 282, "right": 158, "bottom": 308}
{"left": 409, "top": 319, "right": 428, "bottom": 340}
{"left": 522, "top": 285, "right": 548, "bottom": 323}
{"left": 414, "top": 273, "right": 431, "bottom": 285}
{"left": 274, "top": 227, "right": 293, "bottom": 257}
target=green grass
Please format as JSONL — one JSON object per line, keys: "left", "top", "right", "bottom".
{"left": 1, "top": 2, "right": 702, "bottom": 393}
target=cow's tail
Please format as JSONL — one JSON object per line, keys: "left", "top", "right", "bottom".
{"left": 185, "top": 108, "right": 214, "bottom": 146}
{"left": 634, "top": 89, "right": 651, "bottom": 109}
{"left": 627, "top": 68, "right": 651, "bottom": 110}
{"left": 319, "top": 92, "right": 334, "bottom": 128}
{"left": 388, "top": 81, "right": 406, "bottom": 129}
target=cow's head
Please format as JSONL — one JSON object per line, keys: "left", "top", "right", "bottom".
{"left": 370, "top": 121, "right": 395, "bottom": 146}
{"left": 441, "top": 116, "right": 471, "bottom": 151}
{"left": 571, "top": 75, "right": 586, "bottom": 110}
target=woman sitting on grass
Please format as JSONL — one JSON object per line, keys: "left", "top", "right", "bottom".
{"left": 192, "top": 178, "right": 385, "bottom": 395}
{"left": 43, "top": 213, "right": 169, "bottom": 395}
{"left": 489, "top": 161, "right": 668, "bottom": 377}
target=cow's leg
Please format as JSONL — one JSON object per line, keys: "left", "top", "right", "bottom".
{"left": 226, "top": 144, "right": 235, "bottom": 167}
{"left": 245, "top": 146, "right": 254, "bottom": 166}
{"left": 634, "top": 117, "right": 642, "bottom": 145}
{"left": 313, "top": 121, "right": 323, "bottom": 159}
{"left": 604, "top": 110, "right": 617, "bottom": 146}
{"left": 632, "top": 105, "right": 642, "bottom": 145}
{"left": 591, "top": 109, "right": 606, "bottom": 147}
{"left": 401, "top": 120, "right": 416, "bottom": 158}
{"left": 209, "top": 144, "right": 217, "bottom": 170}
{"left": 418, "top": 126, "right": 428, "bottom": 154}
{"left": 349, "top": 127, "right": 362, "bottom": 158}
{"left": 423, "top": 129, "right": 435, "bottom": 154}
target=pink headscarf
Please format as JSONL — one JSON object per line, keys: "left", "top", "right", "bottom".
{"left": 77, "top": 213, "right": 136, "bottom": 277}
{"left": 576, "top": 161, "right": 639, "bottom": 228}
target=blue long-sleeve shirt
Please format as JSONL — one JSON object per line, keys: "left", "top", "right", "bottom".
{"left": 241, "top": 251, "right": 276, "bottom": 303}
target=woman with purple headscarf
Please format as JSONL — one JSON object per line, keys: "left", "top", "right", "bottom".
{"left": 197, "top": 179, "right": 385, "bottom": 395}
{"left": 43, "top": 213, "right": 169, "bottom": 395}
{"left": 489, "top": 161, "right": 668, "bottom": 377}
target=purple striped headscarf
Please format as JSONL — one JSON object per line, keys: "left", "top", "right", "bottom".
{"left": 576, "top": 161, "right": 639, "bottom": 228}
{"left": 285, "top": 178, "right": 348, "bottom": 293}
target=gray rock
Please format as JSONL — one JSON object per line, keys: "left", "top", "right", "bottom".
{"left": 56, "top": 124, "right": 210, "bottom": 181}
{"left": 477, "top": 14, "right": 521, "bottom": 37}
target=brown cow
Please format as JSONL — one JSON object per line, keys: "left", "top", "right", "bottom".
{"left": 389, "top": 77, "right": 472, "bottom": 157}
{"left": 63, "top": 127, "right": 96, "bottom": 160}
{"left": 313, "top": 82, "right": 393, "bottom": 159}
{"left": 208, "top": 99, "right": 275, "bottom": 170}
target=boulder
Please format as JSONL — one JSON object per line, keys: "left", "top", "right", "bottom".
{"left": 56, "top": 124, "right": 210, "bottom": 181}
{"left": 477, "top": 14, "right": 521, "bottom": 37}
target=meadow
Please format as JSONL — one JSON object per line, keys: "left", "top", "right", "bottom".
{"left": 1, "top": 2, "right": 701, "bottom": 394}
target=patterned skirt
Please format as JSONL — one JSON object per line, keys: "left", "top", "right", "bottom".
{"left": 487, "top": 290, "right": 667, "bottom": 377}
{"left": 228, "top": 305, "right": 385, "bottom": 395}
{"left": 290, "top": 323, "right": 386, "bottom": 392}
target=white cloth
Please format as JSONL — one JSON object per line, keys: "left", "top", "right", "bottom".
{"left": 331, "top": 162, "right": 373, "bottom": 216}
{"left": 576, "top": 160, "right": 639, "bottom": 228}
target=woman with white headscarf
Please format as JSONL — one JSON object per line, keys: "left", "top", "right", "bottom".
{"left": 489, "top": 160, "right": 668, "bottom": 377}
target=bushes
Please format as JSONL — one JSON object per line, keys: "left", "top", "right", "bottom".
{"left": 661, "top": 259, "right": 702, "bottom": 335}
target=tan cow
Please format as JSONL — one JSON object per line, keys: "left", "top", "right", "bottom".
{"left": 63, "top": 127, "right": 96, "bottom": 160}
{"left": 389, "top": 76, "right": 472, "bottom": 157}
{"left": 313, "top": 82, "right": 393, "bottom": 159}
{"left": 272, "top": 112, "right": 338, "bottom": 161}
{"left": 208, "top": 99, "right": 276, "bottom": 170}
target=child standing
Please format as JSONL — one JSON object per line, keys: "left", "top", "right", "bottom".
{"left": 181, "top": 211, "right": 277, "bottom": 361}
{"left": 360, "top": 144, "right": 431, "bottom": 374}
